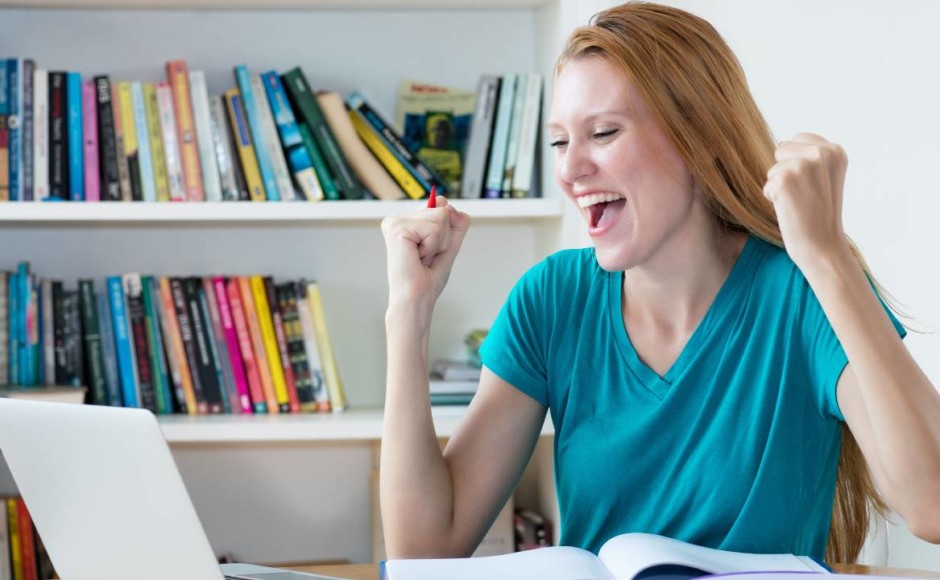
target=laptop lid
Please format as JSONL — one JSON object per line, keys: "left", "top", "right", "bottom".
{"left": 0, "top": 399, "right": 225, "bottom": 580}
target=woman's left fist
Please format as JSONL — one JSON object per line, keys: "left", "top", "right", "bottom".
{"left": 763, "top": 132, "right": 849, "bottom": 272}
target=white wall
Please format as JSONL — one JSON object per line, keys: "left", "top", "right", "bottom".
{"left": 567, "top": 0, "right": 940, "bottom": 570}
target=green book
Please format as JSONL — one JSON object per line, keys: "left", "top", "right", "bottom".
{"left": 77, "top": 279, "right": 108, "bottom": 406}
{"left": 299, "top": 123, "right": 340, "bottom": 201}
{"left": 141, "top": 276, "right": 172, "bottom": 414}
{"left": 281, "top": 67, "right": 364, "bottom": 200}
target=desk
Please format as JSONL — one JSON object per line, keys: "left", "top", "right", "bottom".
{"left": 293, "top": 563, "right": 940, "bottom": 579}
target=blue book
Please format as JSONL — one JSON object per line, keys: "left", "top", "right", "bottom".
{"left": 16, "top": 263, "right": 29, "bottom": 385}
{"left": 106, "top": 276, "right": 139, "bottom": 408}
{"left": 261, "top": 70, "right": 322, "bottom": 201}
{"left": 130, "top": 82, "right": 157, "bottom": 202}
{"left": 7, "top": 59, "right": 22, "bottom": 201}
{"left": 97, "top": 292, "right": 124, "bottom": 407}
{"left": 8, "top": 271, "right": 18, "bottom": 384}
{"left": 234, "top": 65, "right": 279, "bottom": 201}
{"left": 484, "top": 74, "right": 518, "bottom": 199}
{"left": 66, "top": 71, "right": 84, "bottom": 201}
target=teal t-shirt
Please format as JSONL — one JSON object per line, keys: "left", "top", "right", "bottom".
{"left": 480, "top": 236, "right": 905, "bottom": 560}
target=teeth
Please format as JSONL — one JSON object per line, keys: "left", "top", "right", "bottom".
{"left": 577, "top": 192, "right": 625, "bottom": 209}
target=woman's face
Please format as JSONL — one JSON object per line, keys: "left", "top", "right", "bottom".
{"left": 548, "top": 56, "right": 699, "bottom": 272}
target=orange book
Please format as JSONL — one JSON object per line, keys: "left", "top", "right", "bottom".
{"left": 166, "top": 60, "right": 205, "bottom": 201}
{"left": 237, "top": 277, "right": 278, "bottom": 414}
{"left": 158, "top": 277, "right": 198, "bottom": 415}
{"left": 16, "top": 499, "right": 37, "bottom": 580}
{"left": 226, "top": 278, "right": 267, "bottom": 414}
{"left": 250, "top": 276, "right": 290, "bottom": 413}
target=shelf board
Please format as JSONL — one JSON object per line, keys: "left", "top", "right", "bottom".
{"left": 159, "top": 406, "right": 554, "bottom": 443}
{"left": 0, "top": 0, "right": 553, "bottom": 9}
{"left": 0, "top": 199, "right": 563, "bottom": 224}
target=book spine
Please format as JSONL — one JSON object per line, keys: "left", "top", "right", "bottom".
{"left": 8, "top": 59, "right": 22, "bottom": 201}
{"left": 96, "top": 291, "right": 124, "bottom": 406}
{"left": 143, "top": 82, "right": 170, "bottom": 202}
{"left": 166, "top": 59, "right": 205, "bottom": 201}
{"left": 250, "top": 275, "right": 289, "bottom": 411}
{"left": 51, "top": 279, "right": 64, "bottom": 386}
{"left": 0, "top": 272, "right": 7, "bottom": 386}
{"left": 116, "top": 81, "right": 143, "bottom": 201}
{"left": 17, "top": 263, "right": 32, "bottom": 385}
{"left": 201, "top": 276, "right": 238, "bottom": 413}
{"left": 78, "top": 279, "right": 108, "bottom": 405}
{"left": 32, "top": 68, "right": 48, "bottom": 201}
{"left": 183, "top": 277, "right": 223, "bottom": 413}
{"left": 261, "top": 71, "right": 322, "bottom": 202}
{"left": 7, "top": 271, "right": 18, "bottom": 384}
{"left": 484, "top": 74, "right": 517, "bottom": 199}
{"left": 47, "top": 71, "right": 68, "bottom": 200}
{"left": 123, "top": 273, "right": 156, "bottom": 412}
{"left": 66, "top": 71, "right": 84, "bottom": 201}
{"left": 226, "top": 278, "right": 266, "bottom": 413}
{"left": 107, "top": 275, "right": 140, "bottom": 407}
{"left": 0, "top": 62, "right": 7, "bottom": 202}
{"left": 282, "top": 67, "right": 364, "bottom": 199}
{"left": 348, "top": 110, "right": 425, "bottom": 200}
{"left": 170, "top": 277, "right": 207, "bottom": 414}
{"left": 500, "top": 73, "right": 529, "bottom": 197}
{"left": 189, "top": 70, "right": 222, "bottom": 202}
{"left": 234, "top": 66, "right": 279, "bottom": 201}
{"left": 93, "top": 75, "right": 120, "bottom": 202}
{"left": 264, "top": 276, "right": 299, "bottom": 413}
{"left": 22, "top": 59, "right": 34, "bottom": 201}
{"left": 511, "top": 73, "right": 543, "bottom": 198}
{"left": 460, "top": 75, "right": 501, "bottom": 199}
{"left": 298, "top": 122, "right": 338, "bottom": 200}
{"left": 16, "top": 499, "right": 37, "bottom": 580}
{"left": 224, "top": 88, "right": 266, "bottom": 202}
{"left": 348, "top": 92, "right": 445, "bottom": 195}
{"left": 305, "top": 281, "right": 346, "bottom": 411}
{"left": 141, "top": 276, "right": 173, "bottom": 414}
{"left": 214, "top": 277, "right": 252, "bottom": 413}
{"left": 208, "top": 95, "right": 240, "bottom": 201}
{"left": 155, "top": 82, "right": 186, "bottom": 202}
{"left": 251, "top": 74, "right": 295, "bottom": 201}
{"left": 277, "top": 282, "right": 317, "bottom": 412}
{"left": 81, "top": 79, "right": 100, "bottom": 201}
{"left": 63, "top": 289, "right": 84, "bottom": 388}
{"left": 130, "top": 81, "right": 157, "bottom": 202}
{"left": 295, "top": 281, "right": 330, "bottom": 412}
{"left": 237, "top": 276, "right": 277, "bottom": 413}
{"left": 109, "top": 84, "right": 132, "bottom": 201}
{"left": 0, "top": 500, "right": 10, "bottom": 580}
{"left": 158, "top": 277, "right": 196, "bottom": 414}
{"left": 6, "top": 499, "right": 22, "bottom": 580}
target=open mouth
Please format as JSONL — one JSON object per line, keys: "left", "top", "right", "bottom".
{"left": 588, "top": 198, "right": 626, "bottom": 229}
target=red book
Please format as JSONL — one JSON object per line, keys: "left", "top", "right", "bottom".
{"left": 16, "top": 498, "right": 38, "bottom": 580}
{"left": 226, "top": 278, "right": 267, "bottom": 414}
{"left": 213, "top": 276, "right": 253, "bottom": 414}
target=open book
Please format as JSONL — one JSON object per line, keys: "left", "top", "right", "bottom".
{"left": 381, "top": 533, "right": 828, "bottom": 580}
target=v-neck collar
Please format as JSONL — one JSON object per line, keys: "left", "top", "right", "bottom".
{"left": 608, "top": 235, "right": 762, "bottom": 399}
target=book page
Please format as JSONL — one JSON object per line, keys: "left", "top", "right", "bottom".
{"left": 385, "top": 546, "right": 616, "bottom": 580}
{"left": 598, "top": 534, "right": 826, "bottom": 580}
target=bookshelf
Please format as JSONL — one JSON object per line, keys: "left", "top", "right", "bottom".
{"left": 0, "top": 0, "right": 581, "bottom": 566}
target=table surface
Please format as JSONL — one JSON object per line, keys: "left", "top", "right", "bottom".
{"left": 293, "top": 562, "right": 940, "bottom": 579}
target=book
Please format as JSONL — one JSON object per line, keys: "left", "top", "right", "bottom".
{"left": 225, "top": 277, "right": 266, "bottom": 413}
{"left": 169, "top": 277, "right": 206, "bottom": 414}
{"left": 349, "top": 106, "right": 425, "bottom": 200}
{"left": 96, "top": 292, "right": 123, "bottom": 406}
{"left": 130, "top": 80, "right": 156, "bottom": 202}
{"left": 224, "top": 88, "right": 266, "bottom": 202}
{"left": 293, "top": 280, "right": 330, "bottom": 412}
{"left": 77, "top": 279, "right": 108, "bottom": 405}
{"left": 123, "top": 273, "right": 156, "bottom": 412}
{"left": 381, "top": 533, "right": 829, "bottom": 580}
{"left": 305, "top": 281, "right": 346, "bottom": 412}
{"left": 460, "top": 75, "right": 501, "bottom": 199}
{"left": 155, "top": 81, "right": 186, "bottom": 202}
{"left": 213, "top": 276, "right": 252, "bottom": 413}
{"left": 0, "top": 384, "right": 86, "bottom": 403}
{"left": 166, "top": 59, "right": 204, "bottom": 201}
{"left": 106, "top": 276, "right": 140, "bottom": 407}
{"left": 431, "top": 358, "right": 482, "bottom": 381}
{"left": 250, "top": 275, "right": 289, "bottom": 412}
{"left": 116, "top": 81, "right": 142, "bottom": 201}
{"left": 144, "top": 82, "right": 171, "bottom": 202}
{"left": 264, "top": 276, "right": 299, "bottom": 413}
{"left": 157, "top": 277, "right": 196, "bottom": 414}
{"left": 484, "top": 73, "right": 516, "bottom": 199}
{"left": 110, "top": 82, "right": 132, "bottom": 201}
{"left": 0, "top": 500, "right": 9, "bottom": 580}
{"left": 238, "top": 276, "right": 278, "bottom": 413}
{"left": 500, "top": 72, "right": 528, "bottom": 197}
{"left": 47, "top": 71, "right": 68, "bottom": 201}
{"left": 0, "top": 62, "right": 8, "bottom": 202}
{"left": 22, "top": 59, "right": 34, "bottom": 201}
{"left": 394, "top": 79, "right": 476, "bottom": 196}
{"left": 234, "top": 65, "right": 279, "bottom": 201}
{"left": 33, "top": 68, "right": 49, "bottom": 201}
{"left": 8, "top": 59, "right": 23, "bottom": 202}
{"left": 81, "top": 78, "right": 100, "bottom": 201}
{"left": 189, "top": 70, "right": 223, "bottom": 201}
{"left": 251, "top": 73, "right": 296, "bottom": 201}
{"left": 66, "top": 71, "right": 83, "bottom": 201}
{"left": 93, "top": 75, "right": 120, "bottom": 202}
{"left": 142, "top": 276, "right": 173, "bottom": 414}
{"left": 509, "top": 73, "right": 543, "bottom": 198}
{"left": 208, "top": 94, "right": 241, "bottom": 201}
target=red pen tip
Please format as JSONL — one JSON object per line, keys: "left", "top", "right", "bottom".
{"left": 428, "top": 185, "right": 437, "bottom": 208}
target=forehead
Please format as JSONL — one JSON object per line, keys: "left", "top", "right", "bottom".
{"left": 548, "top": 56, "right": 643, "bottom": 127}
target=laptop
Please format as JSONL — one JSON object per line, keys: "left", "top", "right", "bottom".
{"left": 0, "top": 398, "right": 343, "bottom": 580}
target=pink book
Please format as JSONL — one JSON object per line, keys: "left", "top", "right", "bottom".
{"left": 226, "top": 277, "right": 267, "bottom": 414}
{"left": 213, "top": 276, "right": 252, "bottom": 414}
{"left": 81, "top": 79, "right": 100, "bottom": 201}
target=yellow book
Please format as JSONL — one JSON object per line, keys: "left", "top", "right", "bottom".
{"left": 249, "top": 276, "right": 289, "bottom": 411}
{"left": 144, "top": 82, "right": 171, "bottom": 202}
{"left": 348, "top": 111, "right": 424, "bottom": 200}
{"left": 7, "top": 498, "right": 22, "bottom": 580}
{"left": 225, "top": 88, "right": 266, "bottom": 202}
{"left": 306, "top": 281, "right": 347, "bottom": 411}
{"left": 236, "top": 277, "right": 278, "bottom": 413}
{"left": 117, "top": 81, "right": 137, "bottom": 159}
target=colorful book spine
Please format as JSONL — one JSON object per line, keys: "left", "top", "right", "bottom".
{"left": 16, "top": 498, "right": 38, "bottom": 580}
{"left": 277, "top": 282, "right": 317, "bottom": 412}
{"left": 261, "top": 70, "right": 323, "bottom": 202}
{"left": 208, "top": 95, "right": 240, "bottom": 201}
{"left": 348, "top": 110, "right": 424, "bottom": 200}
{"left": 22, "top": 59, "right": 34, "bottom": 201}
{"left": 282, "top": 67, "right": 365, "bottom": 199}
{"left": 117, "top": 81, "right": 142, "bottom": 201}
{"left": 143, "top": 82, "right": 170, "bottom": 202}
{"left": 155, "top": 82, "right": 186, "bottom": 202}
{"left": 238, "top": 276, "right": 277, "bottom": 413}
{"left": 182, "top": 277, "right": 224, "bottom": 413}
{"left": 484, "top": 73, "right": 517, "bottom": 199}
{"left": 0, "top": 272, "right": 8, "bottom": 385}
{"left": 8, "top": 59, "right": 22, "bottom": 201}
{"left": 264, "top": 277, "right": 299, "bottom": 413}
{"left": 251, "top": 74, "right": 295, "bottom": 201}
{"left": 32, "top": 68, "right": 49, "bottom": 201}
{"left": 298, "top": 122, "right": 338, "bottom": 200}
{"left": 214, "top": 277, "right": 253, "bottom": 413}
{"left": 501, "top": 73, "right": 529, "bottom": 197}
{"left": 0, "top": 500, "right": 10, "bottom": 580}
{"left": 510, "top": 74, "right": 543, "bottom": 198}
{"left": 96, "top": 291, "right": 124, "bottom": 406}
{"left": 166, "top": 60, "right": 205, "bottom": 201}
{"left": 170, "top": 277, "right": 208, "bottom": 414}
{"left": 142, "top": 276, "right": 173, "bottom": 414}
{"left": 47, "top": 71, "right": 68, "bottom": 200}
{"left": 224, "top": 88, "right": 265, "bottom": 202}
{"left": 94, "top": 75, "right": 121, "bottom": 202}
{"left": 0, "top": 62, "right": 8, "bottom": 202}
{"left": 17, "top": 262, "right": 31, "bottom": 385}
{"left": 158, "top": 277, "right": 196, "bottom": 414}
{"left": 200, "top": 277, "right": 237, "bottom": 413}
{"left": 81, "top": 79, "right": 100, "bottom": 201}
{"left": 226, "top": 278, "right": 266, "bottom": 413}
{"left": 234, "top": 66, "right": 278, "bottom": 201}
{"left": 250, "top": 275, "right": 289, "bottom": 411}
{"left": 295, "top": 281, "right": 331, "bottom": 412}
{"left": 306, "top": 281, "right": 346, "bottom": 411}
{"left": 8, "top": 271, "right": 19, "bottom": 384}
{"left": 111, "top": 84, "right": 132, "bottom": 201}
{"left": 461, "top": 75, "right": 501, "bottom": 199}
{"left": 106, "top": 275, "right": 140, "bottom": 408}
{"left": 78, "top": 278, "right": 108, "bottom": 405}
{"left": 189, "top": 70, "right": 222, "bottom": 202}
{"left": 131, "top": 81, "right": 157, "bottom": 202}
{"left": 7, "top": 498, "right": 22, "bottom": 580}
{"left": 66, "top": 71, "right": 84, "bottom": 201}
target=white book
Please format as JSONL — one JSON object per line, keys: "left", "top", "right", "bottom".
{"left": 131, "top": 81, "right": 157, "bottom": 202}
{"left": 484, "top": 73, "right": 517, "bottom": 198}
{"left": 189, "top": 70, "right": 223, "bottom": 202}
{"left": 510, "top": 73, "right": 543, "bottom": 198}
{"left": 32, "top": 67, "right": 48, "bottom": 202}
{"left": 208, "top": 95, "right": 239, "bottom": 201}
{"left": 383, "top": 532, "right": 828, "bottom": 580}
{"left": 250, "top": 75, "right": 296, "bottom": 201}
{"left": 500, "top": 72, "right": 529, "bottom": 196}
{"left": 155, "top": 82, "right": 186, "bottom": 202}
{"left": 295, "top": 288, "right": 330, "bottom": 411}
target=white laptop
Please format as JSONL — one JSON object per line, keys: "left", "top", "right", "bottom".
{"left": 0, "top": 398, "right": 343, "bottom": 580}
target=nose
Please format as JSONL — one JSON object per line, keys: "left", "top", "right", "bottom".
{"left": 556, "top": 139, "right": 596, "bottom": 186}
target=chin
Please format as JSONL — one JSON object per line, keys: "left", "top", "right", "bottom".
{"left": 592, "top": 243, "right": 640, "bottom": 273}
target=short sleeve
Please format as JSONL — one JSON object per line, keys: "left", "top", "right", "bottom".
{"left": 479, "top": 260, "right": 550, "bottom": 407}
{"left": 800, "top": 274, "right": 907, "bottom": 422}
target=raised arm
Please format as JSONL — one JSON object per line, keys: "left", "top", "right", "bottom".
{"left": 380, "top": 198, "right": 548, "bottom": 557}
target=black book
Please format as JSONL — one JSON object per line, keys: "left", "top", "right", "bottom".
{"left": 182, "top": 277, "right": 224, "bottom": 414}
{"left": 48, "top": 71, "right": 69, "bottom": 201}
{"left": 62, "top": 290, "right": 84, "bottom": 388}
{"left": 123, "top": 274, "right": 156, "bottom": 413}
{"left": 78, "top": 279, "right": 108, "bottom": 406}
{"left": 94, "top": 75, "right": 122, "bottom": 202}
{"left": 276, "top": 282, "right": 316, "bottom": 411}
{"left": 170, "top": 277, "right": 207, "bottom": 415}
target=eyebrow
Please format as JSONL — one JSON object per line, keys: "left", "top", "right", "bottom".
{"left": 545, "top": 110, "right": 630, "bottom": 131}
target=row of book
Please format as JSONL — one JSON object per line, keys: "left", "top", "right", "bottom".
{"left": 1, "top": 497, "right": 55, "bottom": 580}
{"left": 0, "top": 264, "right": 347, "bottom": 415}
{"left": 0, "top": 57, "right": 543, "bottom": 204}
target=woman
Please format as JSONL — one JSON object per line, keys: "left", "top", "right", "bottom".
{"left": 379, "top": 2, "right": 940, "bottom": 563}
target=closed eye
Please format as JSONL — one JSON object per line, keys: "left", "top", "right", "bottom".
{"left": 594, "top": 129, "right": 618, "bottom": 140}
{"left": 549, "top": 139, "right": 568, "bottom": 149}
